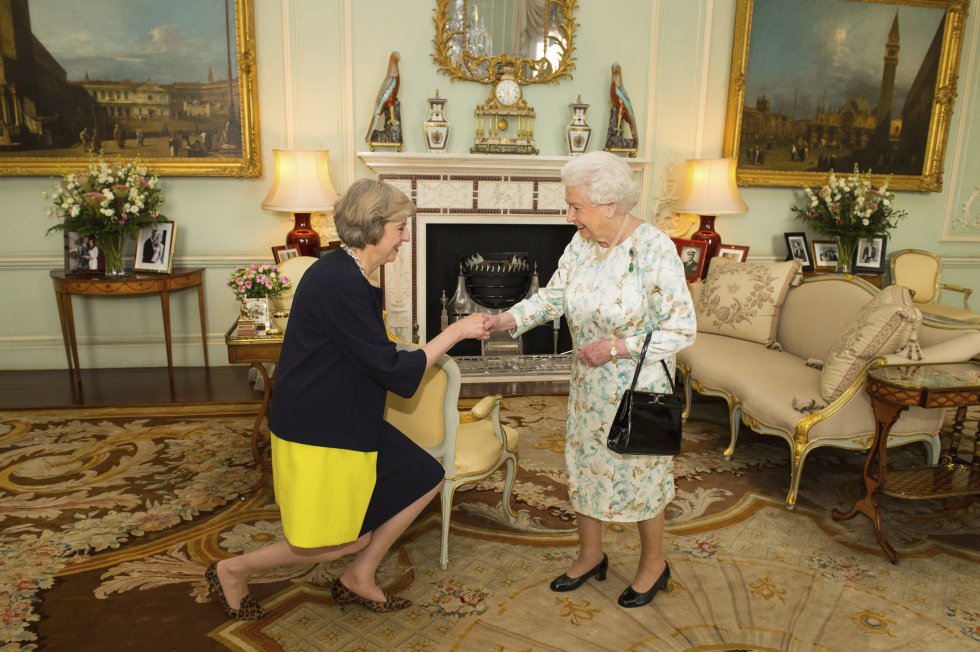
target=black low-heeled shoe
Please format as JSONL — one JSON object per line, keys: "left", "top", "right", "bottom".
{"left": 549, "top": 554, "right": 608, "bottom": 592}
{"left": 618, "top": 561, "right": 671, "bottom": 608}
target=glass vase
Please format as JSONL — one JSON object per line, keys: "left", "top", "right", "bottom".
{"left": 836, "top": 236, "right": 857, "bottom": 274}
{"left": 98, "top": 233, "right": 129, "bottom": 277}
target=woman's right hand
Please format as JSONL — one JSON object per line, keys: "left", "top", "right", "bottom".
{"left": 453, "top": 313, "right": 492, "bottom": 341}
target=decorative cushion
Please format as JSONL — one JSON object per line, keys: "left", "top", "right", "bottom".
{"left": 820, "top": 285, "right": 921, "bottom": 401}
{"left": 695, "top": 258, "right": 801, "bottom": 346}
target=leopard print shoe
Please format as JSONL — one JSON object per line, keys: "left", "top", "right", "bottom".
{"left": 331, "top": 577, "right": 412, "bottom": 613}
{"left": 205, "top": 561, "right": 270, "bottom": 621}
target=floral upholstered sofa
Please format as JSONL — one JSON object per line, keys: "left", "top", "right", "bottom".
{"left": 677, "top": 258, "right": 980, "bottom": 507}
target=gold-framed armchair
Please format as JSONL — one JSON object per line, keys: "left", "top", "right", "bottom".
{"left": 383, "top": 343, "right": 519, "bottom": 569}
{"left": 890, "top": 249, "right": 979, "bottom": 324}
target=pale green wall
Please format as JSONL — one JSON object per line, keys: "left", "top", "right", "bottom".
{"left": 1, "top": 0, "right": 977, "bottom": 371}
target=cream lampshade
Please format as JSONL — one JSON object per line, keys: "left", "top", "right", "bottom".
{"left": 674, "top": 158, "right": 747, "bottom": 278}
{"left": 261, "top": 149, "right": 339, "bottom": 257}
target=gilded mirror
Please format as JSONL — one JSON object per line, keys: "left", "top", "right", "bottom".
{"left": 433, "top": 0, "right": 577, "bottom": 85}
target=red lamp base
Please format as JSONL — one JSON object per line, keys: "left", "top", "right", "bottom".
{"left": 286, "top": 212, "right": 320, "bottom": 258}
{"left": 690, "top": 214, "right": 721, "bottom": 279}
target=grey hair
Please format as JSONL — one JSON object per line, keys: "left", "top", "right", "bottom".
{"left": 560, "top": 151, "right": 639, "bottom": 213}
{"left": 334, "top": 179, "right": 415, "bottom": 248}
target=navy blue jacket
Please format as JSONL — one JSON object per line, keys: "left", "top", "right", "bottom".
{"left": 268, "top": 250, "right": 426, "bottom": 451}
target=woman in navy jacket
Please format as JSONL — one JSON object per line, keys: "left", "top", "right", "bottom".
{"left": 207, "top": 179, "right": 490, "bottom": 619}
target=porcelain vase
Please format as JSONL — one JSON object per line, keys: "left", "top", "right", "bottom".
{"left": 423, "top": 91, "right": 451, "bottom": 153}
{"left": 565, "top": 96, "right": 591, "bottom": 156}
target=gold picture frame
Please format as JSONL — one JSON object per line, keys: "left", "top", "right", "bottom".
{"left": 0, "top": 0, "right": 260, "bottom": 177}
{"left": 722, "top": 0, "right": 969, "bottom": 192}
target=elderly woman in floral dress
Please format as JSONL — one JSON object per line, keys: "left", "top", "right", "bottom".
{"left": 487, "top": 151, "right": 696, "bottom": 608}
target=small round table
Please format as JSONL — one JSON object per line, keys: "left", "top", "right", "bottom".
{"left": 832, "top": 362, "right": 980, "bottom": 562}
{"left": 50, "top": 268, "right": 209, "bottom": 386}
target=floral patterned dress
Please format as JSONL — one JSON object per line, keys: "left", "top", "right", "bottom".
{"left": 508, "top": 222, "right": 696, "bottom": 521}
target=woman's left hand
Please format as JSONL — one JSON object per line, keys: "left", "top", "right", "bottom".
{"left": 577, "top": 339, "right": 613, "bottom": 367}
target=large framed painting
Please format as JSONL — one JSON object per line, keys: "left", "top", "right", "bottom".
{"left": 722, "top": 0, "right": 969, "bottom": 192}
{"left": 0, "top": 0, "right": 260, "bottom": 177}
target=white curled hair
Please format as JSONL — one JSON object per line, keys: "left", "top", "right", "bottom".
{"left": 560, "top": 151, "right": 639, "bottom": 213}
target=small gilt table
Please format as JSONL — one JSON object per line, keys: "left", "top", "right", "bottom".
{"left": 224, "top": 322, "right": 283, "bottom": 465}
{"left": 50, "top": 268, "right": 209, "bottom": 386}
{"left": 832, "top": 362, "right": 980, "bottom": 562}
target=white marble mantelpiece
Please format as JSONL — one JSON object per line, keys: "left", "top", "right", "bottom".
{"left": 357, "top": 152, "right": 650, "bottom": 342}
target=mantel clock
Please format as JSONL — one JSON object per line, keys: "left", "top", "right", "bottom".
{"left": 471, "top": 66, "right": 538, "bottom": 155}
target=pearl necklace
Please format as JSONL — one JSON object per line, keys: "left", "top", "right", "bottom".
{"left": 594, "top": 214, "right": 630, "bottom": 261}
{"left": 341, "top": 244, "right": 368, "bottom": 278}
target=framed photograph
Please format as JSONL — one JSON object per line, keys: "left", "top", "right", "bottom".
{"left": 784, "top": 232, "right": 812, "bottom": 271}
{"left": 722, "top": 0, "right": 968, "bottom": 192}
{"left": 64, "top": 231, "right": 104, "bottom": 275}
{"left": 133, "top": 222, "right": 176, "bottom": 274}
{"left": 854, "top": 236, "right": 888, "bottom": 273}
{"left": 811, "top": 240, "right": 840, "bottom": 271}
{"left": 671, "top": 238, "right": 708, "bottom": 283}
{"left": 0, "top": 0, "right": 260, "bottom": 178}
{"left": 716, "top": 244, "right": 750, "bottom": 263}
{"left": 272, "top": 245, "right": 300, "bottom": 264}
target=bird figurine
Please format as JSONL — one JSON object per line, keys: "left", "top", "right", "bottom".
{"left": 609, "top": 63, "right": 638, "bottom": 146}
{"left": 365, "top": 51, "right": 401, "bottom": 144}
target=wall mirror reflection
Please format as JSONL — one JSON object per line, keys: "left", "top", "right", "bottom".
{"left": 433, "top": 0, "right": 577, "bottom": 84}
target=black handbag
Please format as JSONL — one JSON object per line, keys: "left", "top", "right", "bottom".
{"left": 606, "top": 332, "right": 683, "bottom": 456}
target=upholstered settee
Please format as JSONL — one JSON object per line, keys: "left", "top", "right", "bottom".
{"left": 677, "top": 266, "right": 980, "bottom": 508}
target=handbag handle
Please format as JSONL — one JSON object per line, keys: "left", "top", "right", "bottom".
{"left": 627, "top": 332, "right": 675, "bottom": 394}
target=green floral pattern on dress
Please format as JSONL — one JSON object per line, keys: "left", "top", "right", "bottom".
{"left": 508, "top": 223, "right": 696, "bottom": 521}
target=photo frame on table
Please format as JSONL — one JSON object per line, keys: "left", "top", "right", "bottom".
{"left": 854, "top": 236, "right": 888, "bottom": 273}
{"left": 716, "top": 244, "right": 750, "bottom": 263}
{"left": 784, "top": 232, "right": 812, "bottom": 271}
{"left": 811, "top": 240, "right": 840, "bottom": 271}
{"left": 671, "top": 238, "right": 708, "bottom": 283}
{"left": 64, "top": 231, "right": 104, "bottom": 275}
{"left": 133, "top": 221, "right": 176, "bottom": 274}
{"left": 272, "top": 245, "right": 300, "bottom": 264}
{"left": 0, "top": 0, "right": 260, "bottom": 178}
{"left": 721, "top": 0, "right": 968, "bottom": 192}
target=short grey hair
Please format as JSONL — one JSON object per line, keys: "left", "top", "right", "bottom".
{"left": 334, "top": 179, "right": 415, "bottom": 248}
{"left": 560, "top": 151, "right": 639, "bottom": 214}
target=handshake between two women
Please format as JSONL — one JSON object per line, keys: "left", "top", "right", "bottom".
{"left": 446, "top": 311, "right": 518, "bottom": 342}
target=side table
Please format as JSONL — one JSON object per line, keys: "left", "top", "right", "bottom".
{"left": 832, "top": 362, "right": 980, "bottom": 562}
{"left": 225, "top": 322, "right": 283, "bottom": 465}
{"left": 51, "top": 268, "right": 209, "bottom": 386}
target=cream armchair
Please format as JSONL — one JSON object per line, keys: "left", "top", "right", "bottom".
{"left": 384, "top": 343, "right": 519, "bottom": 569}
{"left": 890, "top": 249, "right": 979, "bottom": 324}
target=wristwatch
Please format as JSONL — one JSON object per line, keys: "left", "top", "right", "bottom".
{"left": 610, "top": 338, "right": 618, "bottom": 362}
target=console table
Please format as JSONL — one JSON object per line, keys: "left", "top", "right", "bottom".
{"left": 832, "top": 362, "right": 980, "bottom": 562}
{"left": 50, "top": 268, "right": 209, "bottom": 386}
{"left": 225, "top": 323, "right": 283, "bottom": 465}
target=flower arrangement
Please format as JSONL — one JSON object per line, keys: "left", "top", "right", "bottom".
{"left": 44, "top": 156, "right": 166, "bottom": 238}
{"left": 792, "top": 165, "right": 906, "bottom": 240}
{"left": 227, "top": 263, "right": 292, "bottom": 300}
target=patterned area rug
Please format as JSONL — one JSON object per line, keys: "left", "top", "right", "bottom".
{"left": 0, "top": 398, "right": 976, "bottom": 651}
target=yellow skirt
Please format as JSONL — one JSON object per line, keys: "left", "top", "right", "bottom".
{"left": 271, "top": 433, "right": 377, "bottom": 548}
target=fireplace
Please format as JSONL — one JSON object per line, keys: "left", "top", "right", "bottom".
{"left": 426, "top": 223, "right": 574, "bottom": 357}
{"left": 357, "top": 152, "right": 647, "bottom": 377}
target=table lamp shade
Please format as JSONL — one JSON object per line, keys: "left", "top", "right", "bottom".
{"left": 674, "top": 158, "right": 747, "bottom": 278}
{"left": 262, "top": 149, "right": 339, "bottom": 257}
{"left": 674, "top": 158, "right": 746, "bottom": 216}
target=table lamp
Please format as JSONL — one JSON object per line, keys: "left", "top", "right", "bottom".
{"left": 674, "top": 158, "right": 747, "bottom": 278}
{"left": 261, "top": 149, "right": 338, "bottom": 257}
